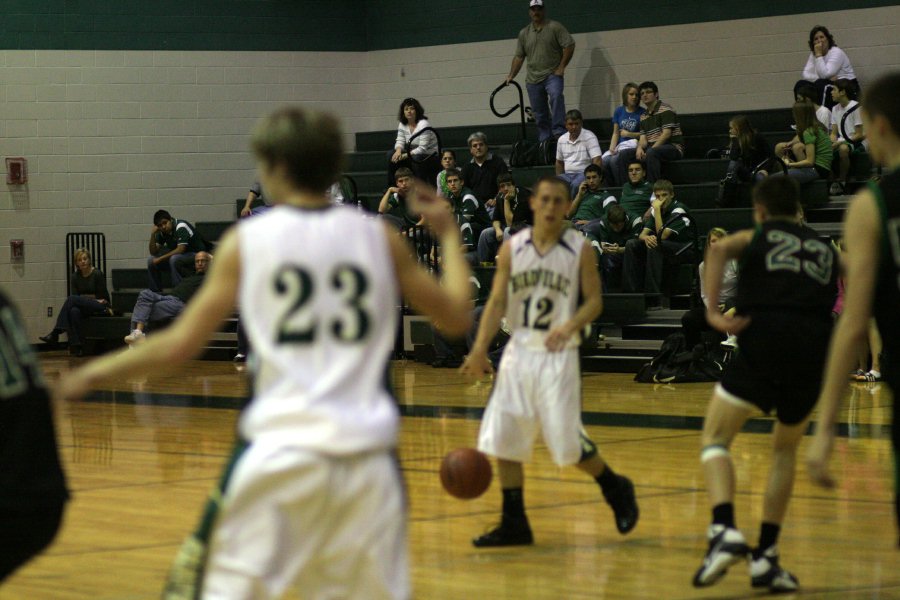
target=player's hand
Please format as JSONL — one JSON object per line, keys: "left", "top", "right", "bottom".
{"left": 151, "top": 225, "right": 158, "bottom": 235}
{"left": 578, "top": 181, "right": 589, "bottom": 195}
{"left": 705, "top": 309, "right": 750, "bottom": 335}
{"left": 503, "top": 76, "right": 512, "bottom": 86}
{"left": 636, "top": 147, "right": 646, "bottom": 160}
{"left": 545, "top": 325, "right": 574, "bottom": 351}
{"left": 391, "top": 149, "right": 403, "bottom": 163}
{"left": 409, "top": 184, "right": 453, "bottom": 236}
{"left": 643, "top": 235, "right": 658, "bottom": 249}
{"left": 54, "top": 370, "right": 92, "bottom": 404}
{"left": 575, "top": 220, "right": 588, "bottom": 226}
{"left": 460, "top": 352, "right": 494, "bottom": 379}
{"left": 806, "top": 429, "right": 837, "bottom": 489}
{"left": 495, "top": 229, "right": 504, "bottom": 241}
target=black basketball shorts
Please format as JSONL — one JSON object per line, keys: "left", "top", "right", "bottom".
{"left": 719, "top": 312, "right": 833, "bottom": 425}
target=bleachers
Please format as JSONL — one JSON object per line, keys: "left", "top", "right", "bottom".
{"left": 65, "top": 106, "right": 871, "bottom": 369}
{"left": 348, "top": 106, "right": 872, "bottom": 371}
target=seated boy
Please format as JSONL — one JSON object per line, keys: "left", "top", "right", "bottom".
{"left": 828, "top": 79, "right": 866, "bottom": 195}
{"left": 568, "top": 164, "right": 617, "bottom": 237}
{"left": 378, "top": 167, "right": 417, "bottom": 230}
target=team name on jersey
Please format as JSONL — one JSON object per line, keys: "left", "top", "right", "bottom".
{"left": 510, "top": 268, "right": 571, "bottom": 296}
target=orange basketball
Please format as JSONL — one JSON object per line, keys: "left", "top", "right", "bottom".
{"left": 440, "top": 448, "right": 492, "bottom": 499}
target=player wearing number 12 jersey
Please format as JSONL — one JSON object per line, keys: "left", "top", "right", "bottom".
{"left": 692, "top": 176, "right": 838, "bottom": 593}
{"left": 56, "top": 107, "right": 473, "bottom": 600}
{"left": 462, "top": 176, "right": 639, "bottom": 547}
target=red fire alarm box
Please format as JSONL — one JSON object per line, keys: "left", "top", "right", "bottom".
{"left": 6, "top": 157, "right": 27, "bottom": 185}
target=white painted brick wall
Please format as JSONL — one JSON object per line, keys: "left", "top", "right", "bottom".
{"left": 0, "top": 6, "right": 897, "bottom": 339}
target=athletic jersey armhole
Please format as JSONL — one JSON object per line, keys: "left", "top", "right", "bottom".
{"left": 868, "top": 180, "right": 892, "bottom": 261}
{"left": 737, "top": 225, "right": 762, "bottom": 272}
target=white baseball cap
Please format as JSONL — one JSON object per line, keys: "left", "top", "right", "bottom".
{"left": 530, "top": 0, "right": 544, "bottom": 7}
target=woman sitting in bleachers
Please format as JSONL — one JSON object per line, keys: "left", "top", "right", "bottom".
{"left": 772, "top": 101, "right": 831, "bottom": 184}
{"left": 799, "top": 25, "right": 859, "bottom": 109}
{"left": 388, "top": 97, "right": 440, "bottom": 187}
{"left": 725, "top": 115, "right": 773, "bottom": 183}
{"left": 40, "top": 248, "right": 112, "bottom": 356}
{"left": 601, "top": 82, "right": 645, "bottom": 186}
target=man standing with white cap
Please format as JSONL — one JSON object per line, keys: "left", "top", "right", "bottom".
{"left": 503, "top": 0, "right": 575, "bottom": 143}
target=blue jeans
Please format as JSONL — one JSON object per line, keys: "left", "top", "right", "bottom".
{"left": 556, "top": 172, "right": 585, "bottom": 199}
{"left": 527, "top": 75, "right": 566, "bottom": 142}
{"left": 130, "top": 289, "right": 185, "bottom": 328}
{"left": 54, "top": 294, "right": 108, "bottom": 346}
{"left": 770, "top": 167, "right": 820, "bottom": 184}
{"left": 147, "top": 252, "right": 195, "bottom": 292}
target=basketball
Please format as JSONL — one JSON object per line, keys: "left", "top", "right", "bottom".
{"left": 440, "top": 448, "right": 492, "bottom": 499}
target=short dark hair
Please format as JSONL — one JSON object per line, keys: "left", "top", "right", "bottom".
{"left": 795, "top": 81, "right": 818, "bottom": 104}
{"left": 565, "top": 109, "right": 583, "bottom": 121}
{"left": 627, "top": 160, "right": 644, "bottom": 171}
{"left": 153, "top": 210, "right": 172, "bottom": 226}
{"left": 445, "top": 167, "right": 462, "bottom": 181}
{"left": 808, "top": 25, "right": 836, "bottom": 52}
{"left": 251, "top": 107, "right": 344, "bottom": 194}
{"left": 606, "top": 204, "right": 626, "bottom": 225}
{"left": 753, "top": 176, "right": 800, "bottom": 217}
{"left": 497, "top": 172, "right": 514, "bottom": 186}
{"left": 442, "top": 149, "right": 456, "bottom": 159}
{"left": 583, "top": 164, "right": 602, "bottom": 178}
{"left": 394, "top": 167, "right": 413, "bottom": 181}
{"left": 653, "top": 179, "right": 674, "bottom": 196}
{"left": 397, "top": 97, "right": 425, "bottom": 123}
{"left": 862, "top": 72, "right": 900, "bottom": 138}
{"left": 833, "top": 78, "right": 854, "bottom": 95}
{"left": 534, "top": 175, "right": 571, "bottom": 201}
{"left": 638, "top": 81, "right": 658, "bottom": 95}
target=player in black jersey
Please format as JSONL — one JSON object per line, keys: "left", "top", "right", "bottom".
{"left": 0, "top": 289, "right": 69, "bottom": 582}
{"left": 808, "top": 71, "right": 900, "bottom": 548}
{"left": 692, "top": 176, "right": 838, "bottom": 592}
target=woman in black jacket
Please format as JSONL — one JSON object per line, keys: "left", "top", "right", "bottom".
{"left": 726, "top": 115, "right": 773, "bottom": 183}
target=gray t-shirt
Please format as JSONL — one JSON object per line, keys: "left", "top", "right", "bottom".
{"left": 515, "top": 19, "right": 575, "bottom": 84}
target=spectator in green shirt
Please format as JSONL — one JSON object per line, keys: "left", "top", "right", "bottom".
{"left": 147, "top": 209, "right": 208, "bottom": 293}
{"left": 618, "top": 161, "right": 654, "bottom": 219}
{"left": 588, "top": 204, "right": 641, "bottom": 291}
{"left": 569, "top": 164, "right": 616, "bottom": 236}
{"left": 623, "top": 180, "right": 696, "bottom": 308}
{"left": 773, "top": 101, "right": 832, "bottom": 184}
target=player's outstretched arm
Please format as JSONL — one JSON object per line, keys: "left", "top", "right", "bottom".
{"left": 546, "top": 240, "right": 602, "bottom": 351}
{"left": 704, "top": 229, "right": 753, "bottom": 334}
{"left": 55, "top": 230, "right": 242, "bottom": 402}
{"left": 388, "top": 186, "right": 473, "bottom": 338}
{"left": 808, "top": 189, "right": 880, "bottom": 488}
{"left": 461, "top": 242, "right": 512, "bottom": 378}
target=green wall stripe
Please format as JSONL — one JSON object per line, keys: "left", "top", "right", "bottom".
{"left": 365, "top": 1, "right": 900, "bottom": 50}
{"left": 0, "top": 0, "right": 367, "bottom": 52}
{"left": 0, "top": 1, "right": 895, "bottom": 52}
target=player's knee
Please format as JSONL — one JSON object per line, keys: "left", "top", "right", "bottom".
{"left": 578, "top": 433, "right": 597, "bottom": 462}
{"left": 700, "top": 444, "right": 729, "bottom": 464}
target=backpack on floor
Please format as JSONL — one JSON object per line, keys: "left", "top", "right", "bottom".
{"left": 634, "top": 332, "right": 728, "bottom": 384}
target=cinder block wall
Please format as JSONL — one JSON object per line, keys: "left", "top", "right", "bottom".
{"left": 0, "top": 4, "right": 896, "bottom": 339}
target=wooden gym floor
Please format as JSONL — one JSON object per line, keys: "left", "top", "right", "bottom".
{"left": 3, "top": 353, "right": 898, "bottom": 599}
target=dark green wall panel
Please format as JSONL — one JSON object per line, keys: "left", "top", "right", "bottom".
{"left": 0, "top": 0, "right": 368, "bottom": 51}
{"left": 364, "top": 0, "right": 899, "bottom": 50}
{"left": 0, "top": 0, "right": 894, "bottom": 51}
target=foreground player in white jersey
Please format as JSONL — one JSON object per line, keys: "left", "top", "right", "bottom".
{"left": 56, "top": 107, "right": 473, "bottom": 600}
{"left": 462, "top": 176, "right": 638, "bottom": 547}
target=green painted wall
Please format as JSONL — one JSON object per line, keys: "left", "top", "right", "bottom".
{"left": 0, "top": 0, "right": 367, "bottom": 51}
{"left": 364, "top": 0, "right": 900, "bottom": 50}
{"left": 0, "top": 0, "right": 895, "bottom": 52}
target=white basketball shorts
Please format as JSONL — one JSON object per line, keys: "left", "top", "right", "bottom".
{"left": 202, "top": 442, "right": 409, "bottom": 600}
{"left": 478, "top": 344, "right": 584, "bottom": 466}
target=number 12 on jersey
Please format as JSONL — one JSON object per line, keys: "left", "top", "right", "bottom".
{"left": 521, "top": 295, "right": 554, "bottom": 330}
